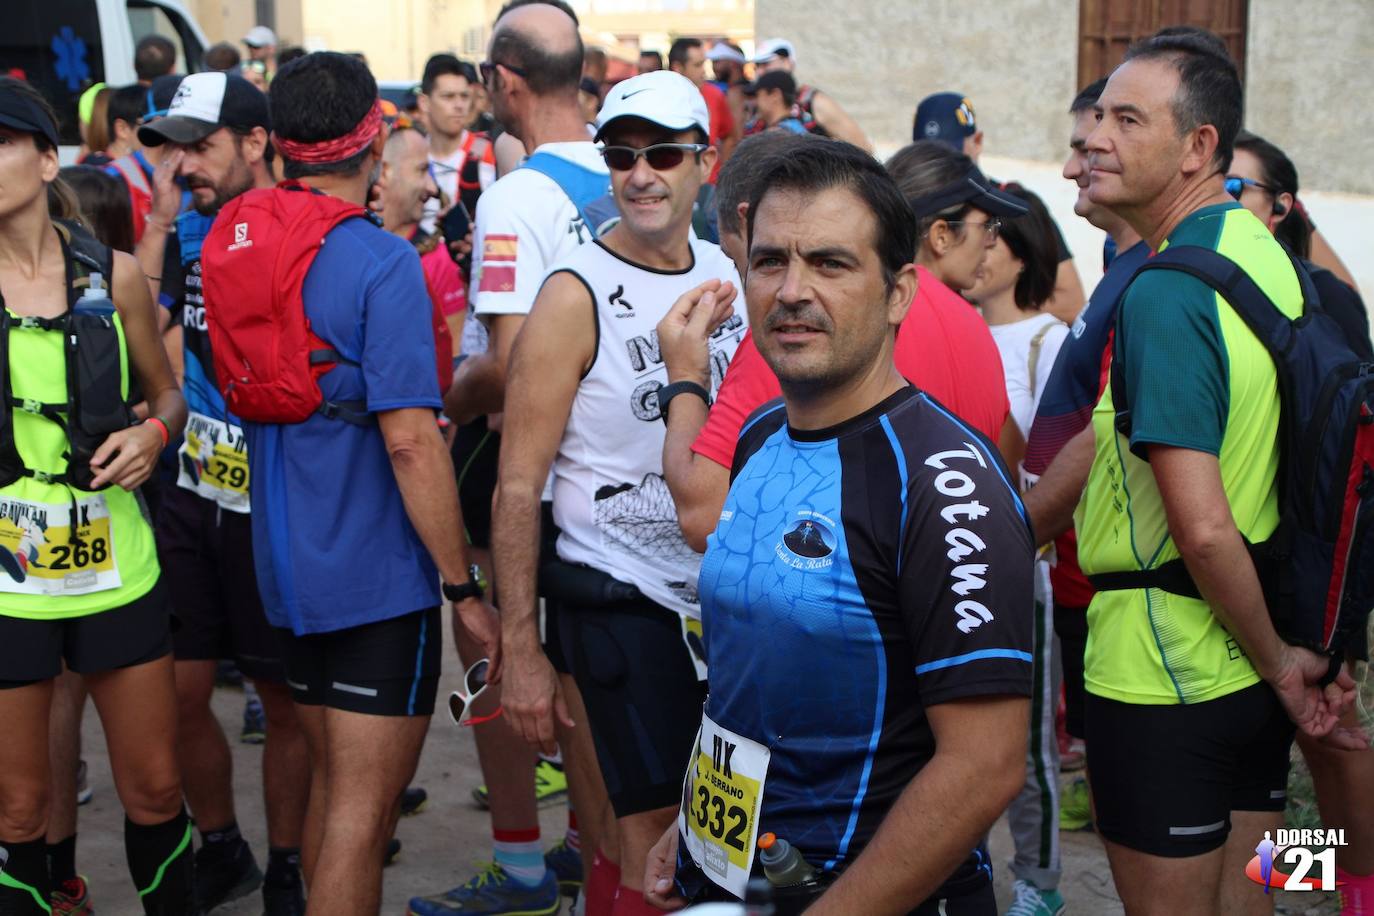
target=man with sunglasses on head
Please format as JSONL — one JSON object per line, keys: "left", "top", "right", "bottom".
{"left": 493, "top": 70, "right": 745, "bottom": 916}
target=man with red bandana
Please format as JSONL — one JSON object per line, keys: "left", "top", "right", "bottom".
{"left": 201, "top": 52, "right": 500, "bottom": 912}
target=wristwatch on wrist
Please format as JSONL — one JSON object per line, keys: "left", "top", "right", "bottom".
{"left": 442, "top": 564, "right": 487, "bottom": 603}
{"left": 657, "top": 380, "right": 711, "bottom": 424}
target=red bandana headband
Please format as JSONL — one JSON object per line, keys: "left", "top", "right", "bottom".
{"left": 273, "top": 99, "right": 384, "bottom": 164}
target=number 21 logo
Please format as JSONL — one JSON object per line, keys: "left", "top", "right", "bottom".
{"left": 1246, "top": 842, "right": 1342, "bottom": 893}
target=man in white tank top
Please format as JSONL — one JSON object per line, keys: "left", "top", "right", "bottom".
{"left": 493, "top": 70, "right": 745, "bottom": 915}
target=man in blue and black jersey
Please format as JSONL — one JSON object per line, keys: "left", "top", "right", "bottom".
{"left": 644, "top": 138, "right": 1033, "bottom": 915}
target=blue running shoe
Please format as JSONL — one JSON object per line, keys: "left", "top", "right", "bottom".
{"left": 406, "top": 863, "right": 560, "bottom": 916}
{"left": 240, "top": 689, "right": 266, "bottom": 745}
{"left": 544, "top": 839, "right": 582, "bottom": 899}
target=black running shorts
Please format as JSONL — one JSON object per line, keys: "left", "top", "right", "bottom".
{"left": 0, "top": 580, "right": 172, "bottom": 688}
{"left": 156, "top": 485, "right": 283, "bottom": 682}
{"left": 452, "top": 416, "right": 499, "bottom": 550}
{"left": 539, "top": 502, "right": 570, "bottom": 675}
{"left": 1052, "top": 602, "right": 1088, "bottom": 740}
{"left": 559, "top": 585, "right": 705, "bottom": 816}
{"left": 277, "top": 607, "right": 441, "bottom": 717}
{"left": 1085, "top": 681, "right": 1295, "bottom": 857}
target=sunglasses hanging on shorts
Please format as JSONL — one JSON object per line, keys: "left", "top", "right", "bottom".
{"left": 600, "top": 143, "right": 708, "bottom": 172}
{"left": 448, "top": 658, "right": 502, "bottom": 727}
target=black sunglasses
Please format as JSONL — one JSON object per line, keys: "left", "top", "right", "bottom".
{"left": 600, "top": 142, "right": 707, "bottom": 172}
{"left": 479, "top": 60, "right": 529, "bottom": 84}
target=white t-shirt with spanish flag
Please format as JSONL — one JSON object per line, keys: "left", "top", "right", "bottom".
{"left": 468, "top": 141, "right": 609, "bottom": 326}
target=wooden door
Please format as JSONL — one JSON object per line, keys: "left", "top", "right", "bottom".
{"left": 1078, "top": 0, "right": 1248, "bottom": 87}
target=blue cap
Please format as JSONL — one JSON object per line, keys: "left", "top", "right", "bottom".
{"left": 913, "top": 92, "right": 978, "bottom": 148}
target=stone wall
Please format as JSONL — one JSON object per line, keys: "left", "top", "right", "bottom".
{"left": 755, "top": 0, "right": 1079, "bottom": 162}
{"left": 1244, "top": 0, "right": 1374, "bottom": 195}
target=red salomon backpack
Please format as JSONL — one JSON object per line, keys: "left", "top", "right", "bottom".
{"left": 201, "top": 181, "right": 447, "bottom": 424}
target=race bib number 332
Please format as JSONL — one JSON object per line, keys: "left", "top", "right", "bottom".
{"left": 0, "top": 495, "right": 120, "bottom": 596}
{"left": 678, "top": 713, "right": 769, "bottom": 898}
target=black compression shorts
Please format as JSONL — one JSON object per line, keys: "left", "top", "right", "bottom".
{"left": 452, "top": 416, "right": 499, "bottom": 550}
{"left": 157, "top": 485, "right": 282, "bottom": 682}
{"left": 0, "top": 580, "right": 172, "bottom": 688}
{"left": 1085, "top": 681, "right": 1295, "bottom": 857}
{"left": 1052, "top": 602, "right": 1088, "bottom": 740}
{"left": 559, "top": 587, "right": 705, "bottom": 816}
{"left": 278, "top": 607, "right": 441, "bottom": 717}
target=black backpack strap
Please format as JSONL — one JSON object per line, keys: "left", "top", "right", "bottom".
{"left": 315, "top": 399, "right": 376, "bottom": 426}
{"left": 1127, "top": 245, "right": 1317, "bottom": 362}
{"left": 1098, "top": 242, "right": 1313, "bottom": 599}
{"left": 1088, "top": 538, "right": 1276, "bottom": 598}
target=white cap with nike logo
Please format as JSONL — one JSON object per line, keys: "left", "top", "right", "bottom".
{"left": 593, "top": 70, "right": 711, "bottom": 142}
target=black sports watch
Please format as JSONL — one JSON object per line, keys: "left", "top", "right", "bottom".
{"left": 442, "top": 564, "right": 487, "bottom": 603}
{"left": 658, "top": 380, "right": 711, "bottom": 424}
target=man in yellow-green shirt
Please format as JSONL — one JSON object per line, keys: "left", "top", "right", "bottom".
{"left": 1073, "top": 26, "right": 1360, "bottom": 916}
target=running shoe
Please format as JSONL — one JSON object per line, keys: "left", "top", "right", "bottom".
{"left": 1058, "top": 777, "right": 1093, "bottom": 832}
{"left": 262, "top": 872, "right": 306, "bottom": 916}
{"left": 385, "top": 838, "right": 402, "bottom": 866}
{"left": 215, "top": 659, "right": 244, "bottom": 689}
{"left": 1057, "top": 735, "right": 1085, "bottom": 772}
{"left": 406, "top": 863, "right": 560, "bottom": 916}
{"left": 51, "top": 876, "right": 94, "bottom": 916}
{"left": 471, "top": 759, "right": 568, "bottom": 809}
{"left": 75, "top": 759, "right": 92, "bottom": 806}
{"left": 240, "top": 689, "right": 266, "bottom": 745}
{"left": 544, "top": 838, "right": 582, "bottom": 898}
{"left": 194, "top": 840, "right": 263, "bottom": 913}
{"left": 401, "top": 786, "right": 428, "bottom": 817}
{"left": 1005, "top": 879, "right": 1065, "bottom": 916}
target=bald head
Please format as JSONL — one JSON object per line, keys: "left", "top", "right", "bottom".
{"left": 490, "top": 0, "right": 583, "bottom": 97}
{"left": 384, "top": 125, "right": 426, "bottom": 163}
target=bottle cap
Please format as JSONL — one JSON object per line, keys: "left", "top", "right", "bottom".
{"left": 84, "top": 273, "right": 109, "bottom": 298}
{"left": 757, "top": 833, "right": 776, "bottom": 850}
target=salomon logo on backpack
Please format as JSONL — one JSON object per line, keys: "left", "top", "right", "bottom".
{"left": 199, "top": 181, "right": 376, "bottom": 426}
{"left": 1091, "top": 246, "right": 1374, "bottom": 677}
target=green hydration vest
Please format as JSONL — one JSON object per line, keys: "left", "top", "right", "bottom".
{"left": 0, "top": 222, "right": 159, "bottom": 618}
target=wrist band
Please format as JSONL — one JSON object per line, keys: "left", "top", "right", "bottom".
{"left": 144, "top": 416, "right": 169, "bottom": 447}
{"left": 657, "top": 380, "right": 711, "bottom": 424}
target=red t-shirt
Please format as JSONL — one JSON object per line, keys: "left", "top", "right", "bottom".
{"left": 692, "top": 266, "right": 1010, "bottom": 467}
{"left": 701, "top": 83, "right": 734, "bottom": 184}
{"left": 420, "top": 245, "right": 467, "bottom": 317}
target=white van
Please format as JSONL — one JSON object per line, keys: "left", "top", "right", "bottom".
{"left": 4, "top": 0, "right": 209, "bottom": 157}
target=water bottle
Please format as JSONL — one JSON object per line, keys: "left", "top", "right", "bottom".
{"left": 73, "top": 272, "right": 115, "bottom": 321}
{"left": 758, "top": 833, "right": 815, "bottom": 888}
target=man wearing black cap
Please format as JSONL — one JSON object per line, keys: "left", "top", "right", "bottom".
{"left": 743, "top": 71, "right": 808, "bottom": 135}
{"left": 137, "top": 71, "right": 311, "bottom": 916}
{"left": 749, "top": 38, "right": 870, "bottom": 151}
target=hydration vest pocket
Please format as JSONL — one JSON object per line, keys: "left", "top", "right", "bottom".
{"left": 65, "top": 311, "right": 134, "bottom": 491}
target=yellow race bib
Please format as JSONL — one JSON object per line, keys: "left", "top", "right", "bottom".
{"left": 0, "top": 494, "right": 120, "bottom": 596}
{"left": 177, "top": 412, "right": 250, "bottom": 512}
{"left": 679, "top": 712, "right": 769, "bottom": 898}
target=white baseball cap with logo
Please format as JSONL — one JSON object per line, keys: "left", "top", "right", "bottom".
{"left": 752, "top": 38, "right": 796, "bottom": 65}
{"left": 243, "top": 26, "right": 277, "bottom": 48}
{"left": 138, "top": 71, "right": 272, "bottom": 147}
{"left": 594, "top": 71, "right": 711, "bottom": 142}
